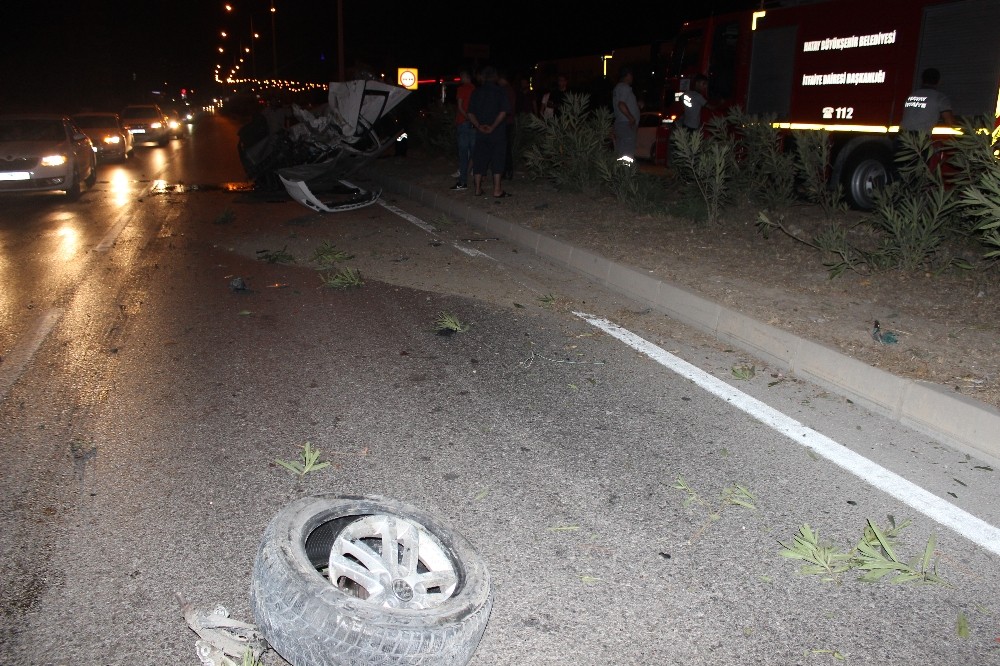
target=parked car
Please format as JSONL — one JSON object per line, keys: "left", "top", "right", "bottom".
{"left": 0, "top": 115, "right": 97, "bottom": 199}
{"left": 121, "top": 104, "right": 170, "bottom": 146}
{"left": 635, "top": 111, "right": 671, "bottom": 161}
{"left": 74, "top": 112, "right": 133, "bottom": 162}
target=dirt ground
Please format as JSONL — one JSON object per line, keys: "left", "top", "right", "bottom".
{"left": 369, "top": 150, "right": 1000, "bottom": 413}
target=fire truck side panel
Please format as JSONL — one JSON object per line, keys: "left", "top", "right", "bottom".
{"left": 746, "top": 25, "right": 797, "bottom": 118}
{"left": 914, "top": 0, "right": 1000, "bottom": 118}
{"left": 756, "top": 0, "right": 921, "bottom": 129}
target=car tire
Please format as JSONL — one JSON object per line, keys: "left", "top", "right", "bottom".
{"left": 158, "top": 134, "right": 169, "bottom": 147}
{"left": 64, "top": 169, "right": 81, "bottom": 200}
{"left": 84, "top": 156, "right": 97, "bottom": 188}
{"left": 251, "top": 494, "right": 493, "bottom": 666}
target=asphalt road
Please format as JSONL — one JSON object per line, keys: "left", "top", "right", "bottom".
{"left": 1, "top": 114, "right": 998, "bottom": 665}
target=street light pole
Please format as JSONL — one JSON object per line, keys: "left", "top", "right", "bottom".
{"left": 249, "top": 15, "right": 257, "bottom": 78}
{"left": 337, "top": 0, "right": 345, "bottom": 82}
{"left": 270, "top": 1, "right": 277, "bottom": 77}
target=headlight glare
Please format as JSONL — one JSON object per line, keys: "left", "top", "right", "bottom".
{"left": 41, "top": 154, "right": 68, "bottom": 167}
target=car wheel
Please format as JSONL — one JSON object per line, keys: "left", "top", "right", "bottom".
{"left": 251, "top": 494, "right": 493, "bottom": 666}
{"left": 84, "top": 156, "right": 97, "bottom": 188}
{"left": 158, "top": 134, "right": 169, "bottom": 147}
{"left": 64, "top": 169, "right": 81, "bottom": 200}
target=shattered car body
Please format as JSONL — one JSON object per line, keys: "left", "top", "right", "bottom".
{"left": 238, "top": 80, "right": 410, "bottom": 212}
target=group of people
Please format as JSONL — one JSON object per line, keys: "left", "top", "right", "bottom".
{"left": 449, "top": 62, "right": 955, "bottom": 192}
{"left": 451, "top": 66, "right": 514, "bottom": 197}
{"left": 450, "top": 69, "right": 573, "bottom": 197}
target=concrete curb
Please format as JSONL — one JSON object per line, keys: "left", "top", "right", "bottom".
{"left": 365, "top": 169, "right": 1000, "bottom": 464}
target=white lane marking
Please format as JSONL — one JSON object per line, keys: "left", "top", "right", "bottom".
{"left": 376, "top": 200, "right": 491, "bottom": 259}
{"left": 95, "top": 211, "right": 131, "bottom": 253}
{"left": 0, "top": 308, "right": 63, "bottom": 403}
{"left": 575, "top": 311, "right": 1000, "bottom": 557}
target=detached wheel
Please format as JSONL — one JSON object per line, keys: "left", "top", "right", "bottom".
{"left": 251, "top": 494, "right": 493, "bottom": 666}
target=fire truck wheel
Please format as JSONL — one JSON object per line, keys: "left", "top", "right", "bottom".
{"left": 842, "top": 149, "right": 891, "bottom": 210}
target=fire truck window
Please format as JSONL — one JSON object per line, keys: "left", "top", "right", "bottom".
{"left": 671, "top": 29, "right": 704, "bottom": 79}
{"left": 709, "top": 21, "right": 739, "bottom": 100}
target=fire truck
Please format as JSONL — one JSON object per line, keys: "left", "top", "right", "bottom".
{"left": 660, "top": 0, "right": 1000, "bottom": 208}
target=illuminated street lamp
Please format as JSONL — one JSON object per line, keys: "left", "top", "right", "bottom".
{"left": 270, "top": 1, "right": 277, "bottom": 77}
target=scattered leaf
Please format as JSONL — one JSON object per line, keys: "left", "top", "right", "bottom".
{"left": 548, "top": 525, "right": 581, "bottom": 532}
{"left": 956, "top": 611, "right": 970, "bottom": 639}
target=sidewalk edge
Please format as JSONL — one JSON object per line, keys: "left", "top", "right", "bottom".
{"left": 367, "top": 169, "right": 1000, "bottom": 465}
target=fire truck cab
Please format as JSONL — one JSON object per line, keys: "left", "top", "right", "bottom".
{"left": 664, "top": 0, "right": 1000, "bottom": 209}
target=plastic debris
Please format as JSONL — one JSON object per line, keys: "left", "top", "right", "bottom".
{"left": 872, "top": 320, "right": 898, "bottom": 344}
{"left": 177, "top": 593, "right": 266, "bottom": 665}
{"left": 237, "top": 80, "right": 409, "bottom": 212}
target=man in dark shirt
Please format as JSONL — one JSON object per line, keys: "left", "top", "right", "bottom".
{"left": 467, "top": 66, "right": 513, "bottom": 197}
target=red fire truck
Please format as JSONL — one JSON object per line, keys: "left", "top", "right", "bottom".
{"left": 660, "top": 0, "right": 1000, "bottom": 208}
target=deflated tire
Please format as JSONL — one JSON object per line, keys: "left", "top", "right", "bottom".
{"left": 251, "top": 494, "right": 492, "bottom": 666}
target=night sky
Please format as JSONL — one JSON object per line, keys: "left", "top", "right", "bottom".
{"left": 0, "top": 0, "right": 758, "bottom": 111}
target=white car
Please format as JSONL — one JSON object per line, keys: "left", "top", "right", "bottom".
{"left": 0, "top": 115, "right": 97, "bottom": 198}
{"left": 121, "top": 104, "right": 170, "bottom": 146}
{"left": 636, "top": 111, "right": 672, "bottom": 161}
{"left": 74, "top": 112, "right": 134, "bottom": 162}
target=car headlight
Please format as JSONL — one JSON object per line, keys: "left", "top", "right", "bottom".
{"left": 168, "top": 120, "right": 179, "bottom": 130}
{"left": 104, "top": 135, "right": 121, "bottom": 144}
{"left": 41, "top": 154, "right": 68, "bottom": 167}
{"left": 150, "top": 122, "right": 162, "bottom": 129}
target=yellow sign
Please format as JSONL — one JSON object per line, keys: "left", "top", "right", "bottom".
{"left": 398, "top": 68, "right": 418, "bottom": 90}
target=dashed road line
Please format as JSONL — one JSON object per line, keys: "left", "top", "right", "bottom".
{"left": 0, "top": 308, "right": 63, "bottom": 403}
{"left": 576, "top": 311, "right": 1000, "bottom": 557}
{"left": 377, "top": 201, "right": 492, "bottom": 259}
{"left": 95, "top": 211, "right": 131, "bottom": 253}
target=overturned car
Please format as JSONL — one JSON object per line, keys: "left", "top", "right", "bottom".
{"left": 238, "top": 80, "right": 410, "bottom": 213}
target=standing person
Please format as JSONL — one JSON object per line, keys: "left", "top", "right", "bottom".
{"left": 451, "top": 70, "right": 476, "bottom": 190}
{"left": 681, "top": 74, "right": 711, "bottom": 130}
{"left": 612, "top": 66, "right": 640, "bottom": 159}
{"left": 499, "top": 70, "right": 517, "bottom": 180}
{"left": 516, "top": 77, "right": 538, "bottom": 117}
{"left": 899, "top": 68, "right": 955, "bottom": 133}
{"left": 467, "top": 65, "right": 512, "bottom": 198}
{"left": 546, "top": 74, "right": 570, "bottom": 117}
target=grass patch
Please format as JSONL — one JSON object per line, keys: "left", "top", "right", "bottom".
{"left": 320, "top": 268, "right": 363, "bottom": 289}
{"left": 779, "top": 517, "right": 947, "bottom": 584}
{"left": 434, "top": 311, "right": 469, "bottom": 335}
{"left": 275, "top": 442, "right": 331, "bottom": 476}
{"left": 312, "top": 241, "right": 354, "bottom": 267}
{"left": 673, "top": 476, "right": 756, "bottom": 542}
{"left": 256, "top": 246, "right": 295, "bottom": 264}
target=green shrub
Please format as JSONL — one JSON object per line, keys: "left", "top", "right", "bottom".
{"left": 408, "top": 102, "right": 456, "bottom": 157}
{"left": 792, "top": 129, "right": 846, "bottom": 217}
{"left": 670, "top": 116, "right": 738, "bottom": 225}
{"left": 727, "top": 108, "right": 796, "bottom": 210}
{"left": 522, "top": 92, "right": 613, "bottom": 192}
{"left": 595, "top": 156, "right": 670, "bottom": 214}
